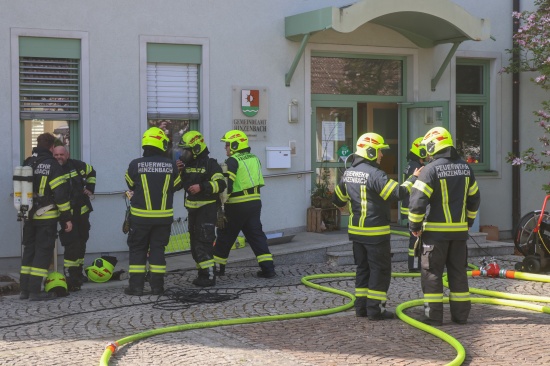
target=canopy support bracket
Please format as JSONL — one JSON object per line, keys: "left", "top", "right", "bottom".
{"left": 431, "top": 42, "right": 461, "bottom": 92}
{"left": 285, "top": 33, "right": 310, "bottom": 87}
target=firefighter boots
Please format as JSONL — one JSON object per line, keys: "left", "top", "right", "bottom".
{"left": 78, "top": 265, "right": 89, "bottom": 283}
{"left": 257, "top": 269, "right": 276, "bottom": 278}
{"left": 124, "top": 273, "right": 145, "bottom": 296}
{"left": 368, "top": 310, "right": 395, "bottom": 321}
{"left": 367, "top": 302, "right": 395, "bottom": 320}
{"left": 19, "top": 274, "right": 29, "bottom": 300}
{"left": 149, "top": 273, "right": 165, "bottom": 295}
{"left": 66, "top": 267, "right": 83, "bottom": 292}
{"left": 192, "top": 267, "right": 216, "bottom": 287}
{"left": 28, "top": 275, "right": 57, "bottom": 301}
{"left": 214, "top": 264, "right": 225, "bottom": 276}
{"left": 354, "top": 297, "right": 368, "bottom": 317}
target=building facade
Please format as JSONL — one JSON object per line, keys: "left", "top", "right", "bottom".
{"left": 1, "top": 0, "right": 545, "bottom": 269}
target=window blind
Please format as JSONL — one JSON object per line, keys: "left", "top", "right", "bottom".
{"left": 19, "top": 57, "right": 80, "bottom": 120}
{"left": 147, "top": 63, "right": 199, "bottom": 119}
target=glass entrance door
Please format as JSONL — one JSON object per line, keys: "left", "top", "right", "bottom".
{"left": 312, "top": 101, "right": 401, "bottom": 224}
{"left": 312, "top": 102, "right": 356, "bottom": 206}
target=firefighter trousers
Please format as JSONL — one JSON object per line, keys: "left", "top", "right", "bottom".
{"left": 353, "top": 239, "right": 392, "bottom": 317}
{"left": 62, "top": 212, "right": 91, "bottom": 268}
{"left": 127, "top": 222, "right": 170, "bottom": 290}
{"left": 421, "top": 238, "right": 471, "bottom": 323}
{"left": 21, "top": 221, "right": 57, "bottom": 293}
{"left": 214, "top": 200, "right": 274, "bottom": 273}
{"left": 188, "top": 204, "right": 216, "bottom": 269}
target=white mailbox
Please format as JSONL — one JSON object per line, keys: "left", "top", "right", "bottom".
{"left": 265, "top": 147, "right": 291, "bottom": 169}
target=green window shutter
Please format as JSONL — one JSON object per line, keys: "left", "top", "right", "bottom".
{"left": 19, "top": 37, "right": 81, "bottom": 59}
{"left": 147, "top": 43, "right": 201, "bottom": 64}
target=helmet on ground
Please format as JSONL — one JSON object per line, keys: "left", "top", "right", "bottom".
{"left": 179, "top": 131, "right": 206, "bottom": 156}
{"left": 86, "top": 258, "right": 115, "bottom": 283}
{"left": 142, "top": 127, "right": 169, "bottom": 152}
{"left": 410, "top": 137, "right": 427, "bottom": 159}
{"left": 221, "top": 130, "right": 249, "bottom": 152}
{"left": 355, "top": 132, "right": 389, "bottom": 161}
{"left": 421, "top": 127, "right": 453, "bottom": 155}
{"left": 44, "top": 271, "right": 68, "bottom": 295}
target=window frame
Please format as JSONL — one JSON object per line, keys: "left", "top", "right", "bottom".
{"left": 139, "top": 36, "right": 209, "bottom": 147}
{"left": 11, "top": 29, "right": 89, "bottom": 165}
{"left": 454, "top": 57, "right": 493, "bottom": 173}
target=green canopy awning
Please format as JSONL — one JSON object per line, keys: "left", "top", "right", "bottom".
{"left": 284, "top": 0, "right": 491, "bottom": 87}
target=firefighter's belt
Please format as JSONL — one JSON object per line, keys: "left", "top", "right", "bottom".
{"left": 35, "top": 204, "right": 55, "bottom": 216}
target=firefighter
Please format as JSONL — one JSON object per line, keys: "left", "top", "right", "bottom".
{"left": 333, "top": 132, "right": 422, "bottom": 320}
{"left": 400, "top": 137, "right": 427, "bottom": 272}
{"left": 213, "top": 130, "right": 276, "bottom": 278}
{"left": 176, "top": 131, "right": 226, "bottom": 287}
{"left": 408, "top": 126, "right": 480, "bottom": 326}
{"left": 53, "top": 145, "right": 96, "bottom": 291}
{"left": 124, "top": 127, "right": 182, "bottom": 296}
{"left": 20, "top": 133, "right": 73, "bottom": 301}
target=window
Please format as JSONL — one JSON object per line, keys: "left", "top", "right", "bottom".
{"left": 147, "top": 43, "right": 201, "bottom": 159}
{"left": 18, "top": 37, "right": 81, "bottom": 159}
{"left": 311, "top": 55, "right": 403, "bottom": 96}
{"left": 456, "top": 59, "right": 489, "bottom": 170}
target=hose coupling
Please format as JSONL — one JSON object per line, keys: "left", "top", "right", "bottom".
{"left": 105, "top": 341, "right": 119, "bottom": 354}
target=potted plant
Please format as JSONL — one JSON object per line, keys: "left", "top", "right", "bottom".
{"left": 311, "top": 166, "right": 334, "bottom": 209}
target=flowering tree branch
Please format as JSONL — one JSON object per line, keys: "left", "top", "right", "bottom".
{"left": 502, "top": 0, "right": 550, "bottom": 192}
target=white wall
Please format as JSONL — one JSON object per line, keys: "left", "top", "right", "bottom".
{"left": 0, "top": 0, "right": 542, "bottom": 267}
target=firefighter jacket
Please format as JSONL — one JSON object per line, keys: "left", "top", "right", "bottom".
{"left": 60, "top": 159, "right": 96, "bottom": 216}
{"left": 225, "top": 148, "right": 265, "bottom": 204}
{"left": 179, "top": 149, "right": 226, "bottom": 209}
{"left": 333, "top": 155, "right": 417, "bottom": 244}
{"left": 408, "top": 147, "right": 480, "bottom": 240}
{"left": 125, "top": 153, "right": 182, "bottom": 225}
{"left": 24, "top": 147, "right": 72, "bottom": 224}
{"left": 400, "top": 153, "right": 424, "bottom": 216}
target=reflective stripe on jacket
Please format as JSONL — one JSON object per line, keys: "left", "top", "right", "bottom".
{"left": 333, "top": 156, "right": 416, "bottom": 244}
{"left": 180, "top": 152, "right": 226, "bottom": 209}
{"left": 226, "top": 151, "right": 264, "bottom": 204}
{"left": 408, "top": 148, "right": 480, "bottom": 240}
{"left": 125, "top": 155, "right": 181, "bottom": 224}
{"left": 24, "top": 148, "right": 72, "bottom": 223}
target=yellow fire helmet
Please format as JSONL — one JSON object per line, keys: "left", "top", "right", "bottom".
{"left": 221, "top": 130, "right": 249, "bottom": 153}
{"left": 142, "top": 127, "right": 169, "bottom": 152}
{"left": 421, "top": 127, "right": 453, "bottom": 155}
{"left": 44, "top": 271, "right": 68, "bottom": 296}
{"left": 410, "top": 137, "right": 427, "bottom": 159}
{"left": 355, "top": 132, "right": 389, "bottom": 161}
{"left": 86, "top": 258, "right": 115, "bottom": 283}
{"left": 179, "top": 130, "right": 206, "bottom": 156}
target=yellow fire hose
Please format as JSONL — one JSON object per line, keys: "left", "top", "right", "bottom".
{"left": 99, "top": 231, "right": 550, "bottom": 366}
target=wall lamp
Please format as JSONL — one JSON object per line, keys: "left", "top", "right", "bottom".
{"left": 288, "top": 98, "right": 299, "bottom": 123}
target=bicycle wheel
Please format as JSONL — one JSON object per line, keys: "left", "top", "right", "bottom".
{"left": 513, "top": 211, "right": 550, "bottom": 256}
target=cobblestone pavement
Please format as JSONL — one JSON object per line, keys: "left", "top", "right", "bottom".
{"left": 1, "top": 256, "right": 549, "bottom": 366}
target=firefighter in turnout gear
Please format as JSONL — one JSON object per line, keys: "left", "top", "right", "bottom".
{"left": 333, "top": 132, "right": 422, "bottom": 320}
{"left": 20, "top": 133, "right": 73, "bottom": 301}
{"left": 124, "top": 127, "right": 182, "bottom": 296}
{"left": 214, "top": 130, "right": 276, "bottom": 278}
{"left": 400, "top": 137, "right": 427, "bottom": 272}
{"left": 176, "top": 131, "right": 226, "bottom": 287}
{"left": 53, "top": 145, "right": 96, "bottom": 291}
{"left": 408, "top": 126, "right": 480, "bottom": 326}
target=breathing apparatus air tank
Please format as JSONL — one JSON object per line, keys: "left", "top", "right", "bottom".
{"left": 13, "top": 166, "right": 22, "bottom": 212}
{"left": 20, "top": 166, "right": 34, "bottom": 219}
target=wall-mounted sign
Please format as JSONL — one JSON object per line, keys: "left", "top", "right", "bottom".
{"left": 232, "top": 87, "right": 268, "bottom": 140}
